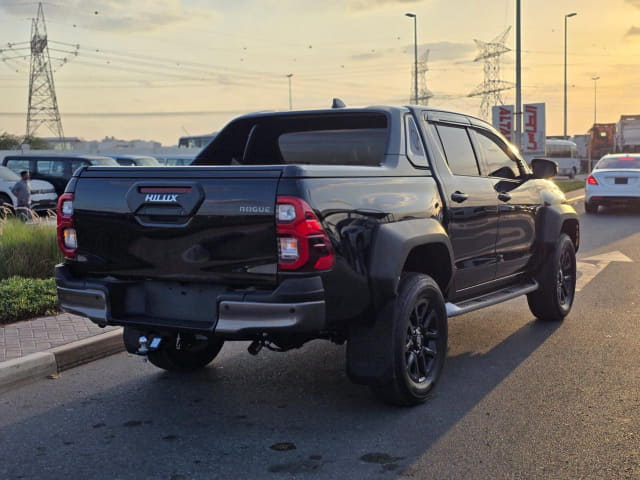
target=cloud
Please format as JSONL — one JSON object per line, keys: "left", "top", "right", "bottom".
{"left": 347, "top": 0, "right": 424, "bottom": 11}
{"left": 424, "top": 41, "right": 476, "bottom": 62}
{"left": 0, "top": 0, "right": 217, "bottom": 33}
{"left": 349, "top": 41, "right": 474, "bottom": 63}
{"left": 625, "top": 26, "right": 640, "bottom": 37}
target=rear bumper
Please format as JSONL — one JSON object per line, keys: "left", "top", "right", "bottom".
{"left": 55, "top": 265, "right": 326, "bottom": 337}
{"left": 585, "top": 194, "right": 640, "bottom": 205}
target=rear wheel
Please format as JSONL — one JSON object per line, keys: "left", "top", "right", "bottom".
{"left": 585, "top": 201, "right": 598, "bottom": 214}
{"left": 146, "top": 335, "right": 224, "bottom": 372}
{"left": 369, "top": 273, "right": 448, "bottom": 406}
{"left": 527, "top": 233, "right": 576, "bottom": 321}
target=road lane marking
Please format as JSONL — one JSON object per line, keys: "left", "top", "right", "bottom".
{"left": 576, "top": 250, "right": 633, "bottom": 292}
{"left": 567, "top": 194, "right": 585, "bottom": 203}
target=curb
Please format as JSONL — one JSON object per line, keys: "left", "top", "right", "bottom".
{"left": 0, "top": 327, "right": 124, "bottom": 394}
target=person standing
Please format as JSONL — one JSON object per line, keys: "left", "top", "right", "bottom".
{"left": 11, "top": 171, "right": 32, "bottom": 221}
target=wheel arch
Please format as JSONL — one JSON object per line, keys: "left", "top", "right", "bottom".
{"left": 369, "top": 218, "right": 454, "bottom": 305}
{"left": 537, "top": 204, "right": 580, "bottom": 252}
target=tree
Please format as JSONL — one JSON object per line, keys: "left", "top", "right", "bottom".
{"left": 0, "top": 132, "right": 51, "bottom": 150}
{"left": 22, "top": 136, "right": 51, "bottom": 150}
{"left": 0, "top": 132, "right": 21, "bottom": 150}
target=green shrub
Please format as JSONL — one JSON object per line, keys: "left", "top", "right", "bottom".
{"left": 0, "top": 277, "right": 58, "bottom": 324}
{"left": 0, "top": 217, "right": 62, "bottom": 279}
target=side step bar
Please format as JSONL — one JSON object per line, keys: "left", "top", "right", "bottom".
{"left": 446, "top": 280, "right": 539, "bottom": 318}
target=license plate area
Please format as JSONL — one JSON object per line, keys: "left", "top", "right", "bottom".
{"left": 112, "top": 281, "right": 227, "bottom": 330}
{"left": 615, "top": 177, "right": 628, "bottom": 184}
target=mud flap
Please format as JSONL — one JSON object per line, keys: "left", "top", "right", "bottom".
{"left": 345, "top": 300, "right": 396, "bottom": 386}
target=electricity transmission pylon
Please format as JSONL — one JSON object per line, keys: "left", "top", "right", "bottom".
{"left": 468, "top": 27, "right": 513, "bottom": 119}
{"left": 26, "top": 3, "right": 65, "bottom": 142}
{"left": 410, "top": 49, "right": 433, "bottom": 105}
{"left": 0, "top": 2, "right": 78, "bottom": 144}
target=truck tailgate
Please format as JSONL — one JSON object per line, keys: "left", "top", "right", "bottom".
{"left": 71, "top": 167, "right": 282, "bottom": 287}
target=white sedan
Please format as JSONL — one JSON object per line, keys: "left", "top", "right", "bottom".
{"left": 585, "top": 154, "right": 640, "bottom": 213}
{"left": 0, "top": 166, "right": 58, "bottom": 215}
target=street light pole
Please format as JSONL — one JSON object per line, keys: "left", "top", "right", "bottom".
{"left": 592, "top": 76, "right": 600, "bottom": 124}
{"left": 564, "top": 12, "right": 577, "bottom": 139}
{"left": 405, "top": 13, "right": 418, "bottom": 104}
{"left": 515, "top": 0, "right": 522, "bottom": 150}
{"left": 286, "top": 73, "right": 293, "bottom": 111}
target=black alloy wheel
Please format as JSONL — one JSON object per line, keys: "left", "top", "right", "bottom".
{"left": 371, "top": 273, "right": 448, "bottom": 406}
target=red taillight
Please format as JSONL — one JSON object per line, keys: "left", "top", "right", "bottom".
{"left": 619, "top": 157, "right": 637, "bottom": 162}
{"left": 56, "top": 193, "right": 77, "bottom": 258}
{"left": 586, "top": 175, "right": 598, "bottom": 185}
{"left": 276, "top": 196, "right": 334, "bottom": 271}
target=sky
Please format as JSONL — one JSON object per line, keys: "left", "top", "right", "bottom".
{"left": 0, "top": 0, "right": 639, "bottom": 146}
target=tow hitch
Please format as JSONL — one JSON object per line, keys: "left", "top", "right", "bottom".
{"left": 136, "top": 335, "right": 162, "bottom": 355}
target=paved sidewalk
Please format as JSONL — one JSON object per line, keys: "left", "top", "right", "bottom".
{"left": 0, "top": 313, "right": 118, "bottom": 362}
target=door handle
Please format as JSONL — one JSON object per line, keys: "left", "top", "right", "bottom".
{"left": 498, "top": 192, "right": 512, "bottom": 202}
{"left": 450, "top": 191, "right": 469, "bottom": 203}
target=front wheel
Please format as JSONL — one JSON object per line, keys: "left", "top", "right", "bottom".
{"left": 370, "top": 273, "right": 448, "bottom": 406}
{"left": 527, "top": 233, "right": 576, "bottom": 321}
{"left": 147, "top": 336, "right": 224, "bottom": 372}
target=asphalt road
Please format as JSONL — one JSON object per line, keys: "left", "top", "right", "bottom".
{"left": 2, "top": 198, "right": 640, "bottom": 480}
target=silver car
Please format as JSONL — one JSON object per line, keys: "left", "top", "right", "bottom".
{"left": 585, "top": 154, "right": 640, "bottom": 213}
{"left": 0, "top": 166, "right": 58, "bottom": 214}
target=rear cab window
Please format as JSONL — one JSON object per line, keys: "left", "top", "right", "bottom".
{"left": 194, "top": 112, "right": 389, "bottom": 166}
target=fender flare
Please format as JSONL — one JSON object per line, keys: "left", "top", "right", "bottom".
{"left": 537, "top": 204, "right": 580, "bottom": 251}
{"left": 368, "top": 218, "right": 454, "bottom": 302}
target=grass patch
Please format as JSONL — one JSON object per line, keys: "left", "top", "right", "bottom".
{"left": 0, "top": 277, "right": 58, "bottom": 324}
{"left": 0, "top": 216, "right": 62, "bottom": 279}
{"left": 555, "top": 180, "right": 584, "bottom": 193}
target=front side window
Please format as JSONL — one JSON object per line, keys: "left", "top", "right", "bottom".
{"left": 473, "top": 130, "right": 520, "bottom": 179}
{"left": 435, "top": 125, "right": 479, "bottom": 176}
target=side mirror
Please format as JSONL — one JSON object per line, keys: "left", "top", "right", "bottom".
{"left": 531, "top": 158, "right": 558, "bottom": 179}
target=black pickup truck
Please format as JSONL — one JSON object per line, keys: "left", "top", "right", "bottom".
{"left": 55, "top": 106, "right": 579, "bottom": 406}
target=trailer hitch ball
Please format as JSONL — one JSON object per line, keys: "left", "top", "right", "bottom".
{"left": 136, "top": 335, "right": 162, "bottom": 355}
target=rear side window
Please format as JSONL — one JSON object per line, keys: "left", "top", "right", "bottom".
{"left": 435, "top": 125, "right": 479, "bottom": 176}
{"left": 36, "top": 160, "right": 67, "bottom": 177}
{"left": 5, "top": 159, "right": 30, "bottom": 174}
{"left": 405, "top": 116, "right": 429, "bottom": 167}
{"left": 194, "top": 113, "right": 388, "bottom": 166}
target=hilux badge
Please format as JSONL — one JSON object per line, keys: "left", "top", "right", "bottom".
{"left": 145, "top": 193, "right": 179, "bottom": 203}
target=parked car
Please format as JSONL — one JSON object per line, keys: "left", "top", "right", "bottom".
{"left": 585, "top": 154, "right": 640, "bottom": 213}
{"left": 0, "top": 166, "right": 57, "bottom": 213}
{"left": 2, "top": 154, "right": 118, "bottom": 196}
{"left": 155, "top": 154, "right": 195, "bottom": 166}
{"left": 55, "top": 106, "right": 579, "bottom": 406}
{"left": 109, "top": 155, "right": 161, "bottom": 166}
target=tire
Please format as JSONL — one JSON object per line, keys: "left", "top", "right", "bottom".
{"left": 369, "top": 273, "right": 448, "bottom": 406}
{"left": 527, "top": 233, "right": 576, "bottom": 321}
{"left": 584, "top": 201, "right": 598, "bottom": 214}
{"left": 568, "top": 169, "right": 575, "bottom": 179}
{"left": 147, "top": 335, "right": 224, "bottom": 372}
{"left": 0, "top": 194, "right": 14, "bottom": 217}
